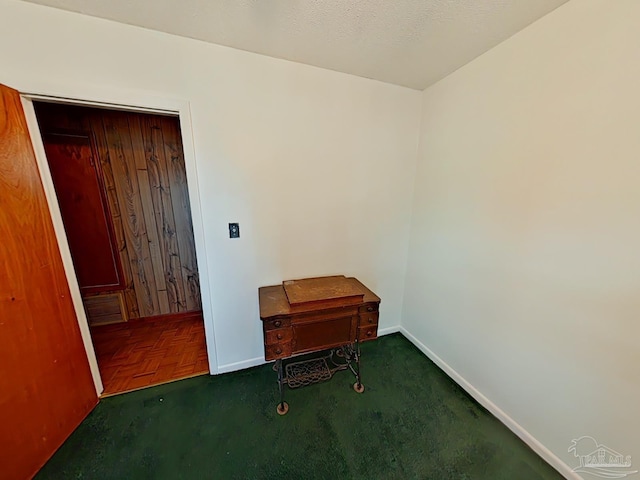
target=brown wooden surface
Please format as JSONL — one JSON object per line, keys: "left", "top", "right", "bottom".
{"left": 84, "top": 292, "right": 128, "bottom": 326}
{"left": 91, "top": 312, "right": 209, "bottom": 396}
{"left": 160, "top": 116, "right": 201, "bottom": 311}
{"left": 103, "top": 111, "right": 161, "bottom": 316}
{"left": 283, "top": 275, "right": 364, "bottom": 307}
{"left": 259, "top": 276, "right": 380, "bottom": 360}
{"left": 292, "top": 314, "right": 355, "bottom": 352}
{"left": 0, "top": 84, "right": 98, "bottom": 480}
{"left": 90, "top": 114, "right": 140, "bottom": 318}
{"left": 140, "top": 114, "right": 186, "bottom": 313}
{"left": 42, "top": 132, "right": 124, "bottom": 293}
{"left": 33, "top": 103, "right": 201, "bottom": 319}
{"left": 259, "top": 276, "right": 380, "bottom": 319}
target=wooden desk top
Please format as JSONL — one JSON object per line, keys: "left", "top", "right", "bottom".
{"left": 283, "top": 275, "right": 364, "bottom": 307}
{"left": 259, "top": 276, "right": 380, "bottom": 320}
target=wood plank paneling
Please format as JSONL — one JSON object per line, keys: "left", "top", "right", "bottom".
{"left": 102, "top": 112, "right": 160, "bottom": 317}
{"left": 160, "top": 116, "right": 201, "bottom": 311}
{"left": 141, "top": 115, "right": 187, "bottom": 312}
{"left": 33, "top": 103, "right": 202, "bottom": 319}
{"left": 137, "top": 168, "right": 172, "bottom": 312}
{"left": 129, "top": 115, "right": 171, "bottom": 313}
{"left": 89, "top": 115, "right": 140, "bottom": 319}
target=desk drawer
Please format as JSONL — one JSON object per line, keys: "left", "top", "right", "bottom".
{"left": 265, "top": 342, "right": 292, "bottom": 360}
{"left": 293, "top": 315, "right": 356, "bottom": 354}
{"left": 359, "top": 312, "right": 379, "bottom": 327}
{"left": 263, "top": 318, "right": 292, "bottom": 331}
{"left": 359, "top": 303, "right": 378, "bottom": 314}
{"left": 358, "top": 325, "right": 378, "bottom": 342}
{"left": 265, "top": 328, "right": 293, "bottom": 345}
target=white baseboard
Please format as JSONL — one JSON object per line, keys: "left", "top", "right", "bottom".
{"left": 378, "top": 325, "right": 401, "bottom": 336}
{"left": 216, "top": 356, "right": 265, "bottom": 374}
{"left": 398, "top": 326, "right": 579, "bottom": 480}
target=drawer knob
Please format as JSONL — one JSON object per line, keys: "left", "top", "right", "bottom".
{"left": 367, "top": 306, "right": 374, "bottom": 312}
{"left": 276, "top": 333, "right": 283, "bottom": 340}
{"left": 275, "top": 348, "right": 282, "bottom": 354}
{"left": 366, "top": 330, "right": 373, "bottom": 337}
{"left": 274, "top": 320, "right": 282, "bottom": 327}
{"left": 368, "top": 317, "right": 374, "bottom": 324}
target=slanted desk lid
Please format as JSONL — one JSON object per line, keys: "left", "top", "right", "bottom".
{"left": 283, "top": 275, "right": 364, "bottom": 307}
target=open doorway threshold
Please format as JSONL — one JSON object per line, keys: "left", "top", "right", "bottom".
{"left": 91, "top": 312, "right": 209, "bottom": 396}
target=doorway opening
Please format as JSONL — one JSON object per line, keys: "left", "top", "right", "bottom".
{"left": 33, "top": 101, "right": 209, "bottom": 395}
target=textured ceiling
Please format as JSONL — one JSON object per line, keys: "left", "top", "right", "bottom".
{"left": 20, "top": 0, "right": 569, "bottom": 90}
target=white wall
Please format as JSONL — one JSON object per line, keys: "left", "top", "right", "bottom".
{"left": 403, "top": 0, "right": 640, "bottom": 475}
{"left": 0, "top": 0, "right": 421, "bottom": 371}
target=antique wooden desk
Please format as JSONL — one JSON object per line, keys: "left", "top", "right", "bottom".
{"left": 259, "top": 275, "right": 380, "bottom": 414}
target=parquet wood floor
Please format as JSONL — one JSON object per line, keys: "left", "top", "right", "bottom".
{"left": 91, "top": 312, "right": 209, "bottom": 396}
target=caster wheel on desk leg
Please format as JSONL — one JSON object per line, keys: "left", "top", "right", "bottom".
{"left": 276, "top": 402, "right": 289, "bottom": 415}
{"left": 353, "top": 382, "right": 365, "bottom": 394}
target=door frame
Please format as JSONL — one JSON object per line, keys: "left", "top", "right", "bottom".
{"left": 18, "top": 85, "right": 218, "bottom": 394}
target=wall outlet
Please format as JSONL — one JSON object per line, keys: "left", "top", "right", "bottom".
{"left": 228, "top": 223, "right": 240, "bottom": 238}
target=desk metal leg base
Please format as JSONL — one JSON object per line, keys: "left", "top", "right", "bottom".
{"left": 276, "top": 402, "right": 289, "bottom": 415}
{"left": 275, "top": 359, "right": 289, "bottom": 415}
{"left": 346, "top": 340, "right": 363, "bottom": 393}
{"left": 273, "top": 342, "right": 364, "bottom": 415}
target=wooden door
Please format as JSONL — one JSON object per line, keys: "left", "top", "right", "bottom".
{"left": 42, "top": 132, "right": 124, "bottom": 293}
{"left": 0, "top": 85, "right": 98, "bottom": 479}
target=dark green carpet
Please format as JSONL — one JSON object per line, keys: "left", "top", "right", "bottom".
{"left": 37, "top": 334, "right": 562, "bottom": 479}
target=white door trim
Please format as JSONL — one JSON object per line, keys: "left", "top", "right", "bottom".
{"left": 19, "top": 86, "right": 218, "bottom": 395}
